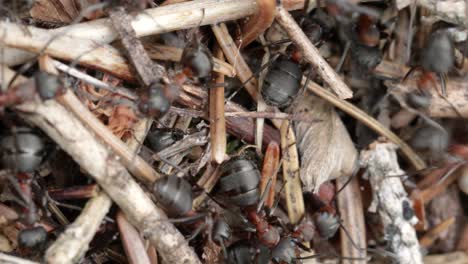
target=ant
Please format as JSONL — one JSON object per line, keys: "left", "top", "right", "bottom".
{"left": 216, "top": 158, "right": 282, "bottom": 248}
{"left": 0, "top": 126, "right": 49, "bottom": 252}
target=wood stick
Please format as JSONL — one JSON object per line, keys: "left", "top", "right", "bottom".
{"left": 210, "top": 47, "right": 227, "bottom": 164}
{"left": 212, "top": 23, "right": 259, "bottom": 100}
{"left": 0, "top": 253, "right": 38, "bottom": 264}
{"left": 117, "top": 211, "right": 152, "bottom": 264}
{"left": 260, "top": 142, "right": 280, "bottom": 208}
{"left": 275, "top": 6, "right": 353, "bottom": 99}
{"left": 45, "top": 191, "right": 113, "bottom": 263}
{"left": 336, "top": 175, "right": 367, "bottom": 263}
{"left": 2, "top": 0, "right": 311, "bottom": 67}
{"left": 361, "top": 142, "right": 422, "bottom": 264}
{"left": 108, "top": 8, "right": 164, "bottom": 87}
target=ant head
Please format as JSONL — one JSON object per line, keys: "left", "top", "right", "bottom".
{"left": 355, "top": 14, "right": 380, "bottom": 47}
{"left": 18, "top": 226, "right": 47, "bottom": 251}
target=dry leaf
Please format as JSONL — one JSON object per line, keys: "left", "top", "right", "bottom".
{"left": 291, "top": 93, "right": 357, "bottom": 192}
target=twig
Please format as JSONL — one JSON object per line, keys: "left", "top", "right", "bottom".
{"left": 360, "top": 142, "right": 422, "bottom": 264}
{"left": 0, "top": 22, "right": 134, "bottom": 81}
{"left": 117, "top": 211, "right": 152, "bottom": 264}
{"left": 3, "top": 0, "right": 311, "bottom": 68}
{"left": 210, "top": 46, "right": 227, "bottom": 164}
{"left": 48, "top": 184, "right": 99, "bottom": 201}
{"left": 260, "top": 141, "right": 280, "bottom": 208}
{"left": 212, "top": 23, "right": 259, "bottom": 100}
{"left": 52, "top": 60, "right": 137, "bottom": 100}
{"left": 306, "top": 81, "right": 426, "bottom": 171}
{"left": 45, "top": 191, "right": 113, "bottom": 263}
{"left": 0, "top": 66, "right": 201, "bottom": 264}
{"left": 108, "top": 8, "right": 164, "bottom": 87}
{"left": 336, "top": 175, "right": 367, "bottom": 263}
{"left": 275, "top": 5, "right": 353, "bottom": 99}
{"left": 0, "top": 253, "right": 38, "bottom": 264}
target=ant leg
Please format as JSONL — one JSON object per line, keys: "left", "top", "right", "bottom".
{"left": 268, "top": 180, "right": 287, "bottom": 216}
{"left": 438, "top": 72, "right": 447, "bottom": 97}
{"left": 257, "top": 178, "right": 272, "bottom": 213}
{"left": 186, "top": 221, "right": 207, "bottom": 242}
{"left": 219, "top": 239, "right": 228, "bottom": 260}
{"left": 402, "top": 65, "right": 423, "bottom": 83}
{"left": 335, "top": 41, "right": 351, "bottom": 73}
{"left": 166, "top": 213, "right": 208, "bottom": 224}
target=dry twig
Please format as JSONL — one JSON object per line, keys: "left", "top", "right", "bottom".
{"left": 209, "top": 46, "right": 227, "bottom": 164}
{"left": 117, "top": 211, "right": 152, "bottom": 264}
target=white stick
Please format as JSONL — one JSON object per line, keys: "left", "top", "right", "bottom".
{"left": 45, "top": 191, "right": 112, "bottom": 263}
{"left": 360, "top": 142, "right": 423, "bottom": 264}
{"left": 1, "top": 0, "right": 257, "bottom": 67}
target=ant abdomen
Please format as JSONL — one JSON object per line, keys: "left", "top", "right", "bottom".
{"left": 421, "top": 31, "right": 455, "bottom": 74}
{"left": 181, "top": 42, "right": 214, "bottom": 83}
{"left": 271, "top": 237, "right": 297, "bottom": 264}
{"left": 218, "top": 159, "right": 261, "bottom": 207}
{"left": 0, "top": 127, "right": 45, "bottom": 173}
{"left": 34, "top": 72, "right": 64, "bottom": 100}
{"left": 262, "top": 59, "right": 303, "bottom": 108}
{"left": 18, "top": 226, "right": 47, "bottom": 250}
{"left": 152, "top": 174, "right": 193, "bottom": 217}
{"left": 314, "top": 211, "right": 340, "bottom": 239}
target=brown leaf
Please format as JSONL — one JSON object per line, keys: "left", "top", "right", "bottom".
{"left": 291, "top": 93, "right": 357, "bottom": 192}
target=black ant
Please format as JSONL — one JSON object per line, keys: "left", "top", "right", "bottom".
{"left": 0, "top": 126, "right": 49, "bottom": 253}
